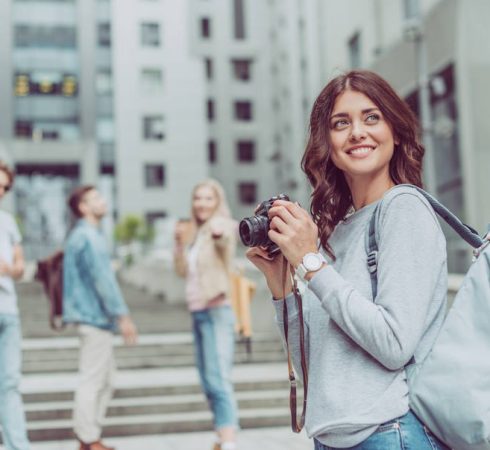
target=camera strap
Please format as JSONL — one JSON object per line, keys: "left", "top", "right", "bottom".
{"left": 282, "top": 256, "right": 309, "bottom": 433}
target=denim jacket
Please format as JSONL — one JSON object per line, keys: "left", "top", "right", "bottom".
{"left": 63, "top": 219, "right": 128, "bottom": 331}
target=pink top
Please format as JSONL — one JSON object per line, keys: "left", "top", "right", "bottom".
{"left": 185, "top": 236, "right": 229, "bottom": 312}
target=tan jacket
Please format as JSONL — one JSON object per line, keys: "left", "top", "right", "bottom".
{"left": 174, "top": 217, "right": 237, "bottom": 303}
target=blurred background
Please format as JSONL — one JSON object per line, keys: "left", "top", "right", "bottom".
{"left": 0, "top": 0, "right": 489, "bottom": 272}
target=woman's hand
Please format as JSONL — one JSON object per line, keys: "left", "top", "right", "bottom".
{"left": 268, "top": 200, "right": 319, "bottom": 268}
{"left": 209, "top": 217, "right": 225, "bottom": 239}
{"left": 246, "top": 247, "right": 292, "bottom": 299}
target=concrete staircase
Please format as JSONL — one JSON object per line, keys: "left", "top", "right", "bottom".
{"left": 16, "top": 281, "right": 297, "bottom": 442}
{"left": 22, "top": 365, "right": 295, "bottom": 441}
{"left": 22, "top": 333, "right": 286, "bottom": 374}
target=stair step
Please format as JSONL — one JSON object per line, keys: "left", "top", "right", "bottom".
{"left": 27, "top": 407, "right": 294, "bottom": 441}
{"left": 25, "top": 389, "right": 290, "bottom": 421}
{"left": 24, "top": 378, "right": 290, "bottom": 404}
{"left": 22, "top": 352, "right": 285, "bottom": 374}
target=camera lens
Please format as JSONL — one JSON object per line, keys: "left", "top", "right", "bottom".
{"left": 239, "top": 219, "right": 253, "bottom": 246}
{"left": 239, "top": 215, "right": 269, "bottom": 247}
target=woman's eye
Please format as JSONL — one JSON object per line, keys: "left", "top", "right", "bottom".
{"left": 332, "top": 119, "right": 349, "bottom": 129}
{"left": 366, "top": 113, "right": 380, "bottom": 123}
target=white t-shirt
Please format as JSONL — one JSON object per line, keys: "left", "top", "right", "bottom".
{"left": 0, "top": 210, "right": 22, "bottom": 315}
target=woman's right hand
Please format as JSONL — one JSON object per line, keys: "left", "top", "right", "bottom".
{"left": 246, "top": 247, "right": 292, "bottom": 300}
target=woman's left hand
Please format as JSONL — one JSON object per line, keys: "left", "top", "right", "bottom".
{"left": 209, "top": 217, "right": 225, "bottom": 238}
{"left": 268, "top": 200, "right": 319, "bottom": 268}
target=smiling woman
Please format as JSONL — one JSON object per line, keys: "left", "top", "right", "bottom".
{"left": 245, "top": 70, "right": 450, "bottom": 450}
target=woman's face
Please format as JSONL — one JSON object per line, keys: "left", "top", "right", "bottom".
{"left": 328, "top": 89, "right": 396, "bottom": 183}
{"left": 193, "top": 185, "right": 219, "bottom": 224}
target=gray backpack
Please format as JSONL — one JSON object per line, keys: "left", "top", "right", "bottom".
{"left": 366, "top": 185, "right": 490, "bottom": 450}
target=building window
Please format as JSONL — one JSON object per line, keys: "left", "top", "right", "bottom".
{"left": 98, "top": 23, "right": 111, "bottom": 47}
{"left": 143, "top": 116, "right": 164, "bottom": 140}
{"left": 200, "top": 18, "right": 211, "bottom": 38}
{"left": 14, "top": 72, "right": 78, "bottom": 97}
{"left": 234, "top": 101, "right": 252, "bottom": 121}
{"left": 15, "top": 121, "right": 33, "bottom": 139}
{"left": 141, "top": 68, "right": 163, "bottom": 94}
{"left": 207, "top": 99, "right": 215, "bottom": 121}
{"left": 233, "top": 0, "right": 246, "bottom": 40}
{"left": 96, "top": 71, "right": 112, "bottom": 95}
{"left": 348, "top": 32, "right": 361, "bottom": 69}
{"left": 14, "top": 25, "right": 77, "bottom": 49}
{"left": 403, "top": 0, "right": 419, "bottom": 19}
{"left": 232, "top": 59, "right": 251, "bottom": 81}
{"left": 146, "top": 211, "right": 167, "bottom": 226}
{"left": 208, "top": 140, "right": 217, "bottom": 164}
{"left": 238, "top": 182, "right": 256, "bottom": 205}
{"left": 237, "top": 140, "right": 255, "bottom": 162}
{"left": 141, "top": 23, "right": 160, "bottom": 47}
{"left": 14, "top": 119, "right": 80, "bottom": 141}
{"left": 145, "top": 164, "right": 165, "bottom": 187}
{"left": 205, "top": 58, "right": 213, "bottom": 80}
{"left": 99, "top": 142, "right": 115, "bottom": 164}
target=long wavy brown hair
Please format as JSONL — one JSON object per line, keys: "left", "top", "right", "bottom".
{"left": 301, "top": 70, "right": 424, "bottom": 259}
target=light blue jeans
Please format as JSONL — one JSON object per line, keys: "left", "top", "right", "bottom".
{"left": 192, "top": 305, "right": 238, "bottom": 430}
{"left": 314, "top": 410, "right": 450, "bottom": 450}
{"left": 0, "top": 314, "right": 30, "bottom": 450}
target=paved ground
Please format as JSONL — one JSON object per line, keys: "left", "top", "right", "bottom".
{"left": 30, "top": 427, "right": 311, "bottom": 450}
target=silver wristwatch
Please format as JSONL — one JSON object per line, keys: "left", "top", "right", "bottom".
{"left": 295, "top": 252, "right": 327, "bottom": 283}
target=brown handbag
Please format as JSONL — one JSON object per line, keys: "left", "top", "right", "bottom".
{"left": 281, "top": 257, "right": 309, "bottom": 433}
{"left": 35, "top": 250, "right": 65, "bottom": 330}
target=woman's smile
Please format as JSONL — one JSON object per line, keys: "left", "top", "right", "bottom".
{"left": 345, "top": 145, "right": 376, "bottom": 159}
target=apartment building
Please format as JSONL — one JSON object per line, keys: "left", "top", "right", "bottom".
{"left": 0, "top": 0, "right": 207, "bottom": 258}
{"left": 0, "top": 0, "right": 99, "bottom": 258}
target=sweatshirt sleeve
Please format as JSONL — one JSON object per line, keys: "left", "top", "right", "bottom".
{"left": 308, "top": 192, "right": 446, "bottom": 370}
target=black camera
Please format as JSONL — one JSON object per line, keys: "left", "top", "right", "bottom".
{"left": 239, "top": 193, "right": 290, "bottom": 256}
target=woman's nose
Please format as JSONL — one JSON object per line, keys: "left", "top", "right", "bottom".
{"left": 349, "top": 122, "right": 367, "bottom": 142}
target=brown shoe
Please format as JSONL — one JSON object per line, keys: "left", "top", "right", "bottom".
{"left": 79, "top": 441, "right": 115, "bottom": 450}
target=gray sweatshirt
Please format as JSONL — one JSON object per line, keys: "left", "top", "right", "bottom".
{"left": 273, "top": 186, "right": 447, "bottom": 448}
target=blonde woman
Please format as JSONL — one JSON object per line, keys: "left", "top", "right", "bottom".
{"left": 174, "top": 179, "right": 239, "bottom": 450}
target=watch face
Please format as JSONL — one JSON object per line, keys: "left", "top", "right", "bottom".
{"left": 303, "top": 253, "right": 322, "bottom": 271}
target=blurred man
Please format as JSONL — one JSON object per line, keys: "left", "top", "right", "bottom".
{"left": 63, "top": 186, "right": 138, "bottom": 450}
{"left": 0, "top": 162, "right": 30, "bottom": 450}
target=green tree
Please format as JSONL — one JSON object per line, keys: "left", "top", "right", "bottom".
{"left": 114, "top": 215, "right": 155, "bottom": 265}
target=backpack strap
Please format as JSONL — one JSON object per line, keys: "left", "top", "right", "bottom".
{"left": 365, "top": 184, "right": 487, "bottom": 301}
{"left": 396, "top": 184, "right": 485, "bottom": 248}
{"left": 365, "top": 205, "right": 380, "bottom": 300}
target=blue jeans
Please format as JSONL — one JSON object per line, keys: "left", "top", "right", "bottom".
{"left": 192, "top": 305, "right": 238, "bottom": 429}
{"left": 0, "top": 314, "right": 30, "bottom": 450}
{"left": 314, "top": 410, "right": 450, "bottom": 450}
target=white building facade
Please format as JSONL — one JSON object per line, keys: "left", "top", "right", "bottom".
{"left": 188, "top": 0, "right": 322, "bottom": 221}
{"left": 111, "top": 0, "right": 207, "bottom": 223}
